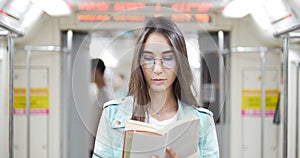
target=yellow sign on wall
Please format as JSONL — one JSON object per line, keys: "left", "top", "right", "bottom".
{"left": 242, "top": 89, "right": 279, "bottom": 116}
{"left": 14, "top": 88, "right": 49, "bottom": 115}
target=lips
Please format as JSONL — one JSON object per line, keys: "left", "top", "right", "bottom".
{"left": 152, "top": 78, "right": 166, "bottom": 84}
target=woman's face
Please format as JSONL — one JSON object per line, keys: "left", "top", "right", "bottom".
{"left": 140, "top": 32, "right": 177, "bottom": 93}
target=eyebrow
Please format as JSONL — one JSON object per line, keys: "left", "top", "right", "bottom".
{"left": 142, "top": 50, "right": 174, "bottom": 55}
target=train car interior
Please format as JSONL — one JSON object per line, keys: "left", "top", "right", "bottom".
{"left": 1, "top": 0, "right": 300, "bottom": 158}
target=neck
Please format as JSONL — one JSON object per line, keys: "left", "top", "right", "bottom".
{"left": 148, "top": 88, "right": 177, "bottom": 114}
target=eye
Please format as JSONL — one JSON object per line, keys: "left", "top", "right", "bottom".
{"left": 143, "top": 56, "right": 154, "bottom": 61}
{"left": 163, "top": 56, "right": 175, "bottom": 61}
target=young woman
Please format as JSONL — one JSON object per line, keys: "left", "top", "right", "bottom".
{"left": 93, "top": 16, "right": 219, "bottom": 158}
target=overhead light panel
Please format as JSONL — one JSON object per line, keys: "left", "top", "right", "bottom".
{"left": 222, "top": 0, "right": 256, "bottom": 18}
{"left": 30, "top": 0, "right": 71, "bottom": 16}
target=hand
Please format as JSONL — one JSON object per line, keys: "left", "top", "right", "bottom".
{"left": 166, "top": 147, "right": 178, "bottom": 158}
{"left": 152, "top": 147, "right": 179, "bottom": 158}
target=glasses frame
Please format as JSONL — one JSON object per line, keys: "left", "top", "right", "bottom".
{"left": 140, "top": 55, "right": 177, "bottom": 69}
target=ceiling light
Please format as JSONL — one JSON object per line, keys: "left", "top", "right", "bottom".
{"left": 222, "top": 0, "right": 255, "bottom": 18}
{"left": 30, "top": 0, "right": 71, "bottom": 16}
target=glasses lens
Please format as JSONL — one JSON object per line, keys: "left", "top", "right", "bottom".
{"left": 141, "top": 56, "right": 154, "bottom": 68}
{"left": 162, "top": 56, "right": 176, "bottom": 68}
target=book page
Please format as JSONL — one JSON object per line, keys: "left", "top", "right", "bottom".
{"left": 165, "top": 117, "right": 200, "bottom": 158}
{"left": 159, "top": 116, "right": 199, "bottom": 133}
{"left": 127, "top": 132, "right": 167, "bottom": 158}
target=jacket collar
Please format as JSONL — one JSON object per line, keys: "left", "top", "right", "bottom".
{"left": 111, "top": 96, "right": 196, "bottom": 129}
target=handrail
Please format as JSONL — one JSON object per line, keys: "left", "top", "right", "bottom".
{"left": 231, "top": 47, "right": 281, "bottom": 53}
{"left": 8, "top": 33, "right": 15, "bottom": 158}
{"left": 0, "top": 21, "right": 24, "bottom": 37}
{"left": 282, "top": 35, "right": 289, "bottom": 158}
{"left": 289, "top": 32, "right": 300, "bottom": 38}
{"left": 273, "top": 21, "right": 300, "bottom": 158}
{"left": 273, "top": 23, "right": 300, "bottom": 38}
{"left": 24, "top": 46, "right": 63, "bottom": 52}
{"left": 296, "top": 63, "right": 299, "bottom": 158}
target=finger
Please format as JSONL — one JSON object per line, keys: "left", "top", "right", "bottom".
{"left": 152, "top": 155, "right": 160, "bottom": 158}
{"left": 166, "top": 147, "right": 178, "bottom": 158}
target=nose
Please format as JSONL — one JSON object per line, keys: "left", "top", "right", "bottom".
{"left": 153, "top": 60, "right": 163, "bottom": 74}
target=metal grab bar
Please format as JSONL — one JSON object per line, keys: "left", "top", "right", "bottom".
{"left": 273, "top": 20, "right": 300, "bottom": 158}
{"left": 282, "top": 36, "right": 289, "bottom": 158}
{"left": 0, "top": 21, "right": 24, "bottom": 37}
{"left": 8, "top": 33, "right": 15, "bottom": 158}
{"left": 231, "top": 47, "right": 282, "bottom": 54}
{"left": 296, "top": 63, "right": 299, "bottom": 158}
{"left": 273, "top": 24, "right": 300, "bottom": 38}
{"left": 260, "top": 50, "right": 266, "bottom": 158}
{"left": 25, "top": 49, "right": 31, "bottom": 158}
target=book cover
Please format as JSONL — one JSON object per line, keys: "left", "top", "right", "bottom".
{"left": 122, "top": 116, "right": 200, "bottom": 158}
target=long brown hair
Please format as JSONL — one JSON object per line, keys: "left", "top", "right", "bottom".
{"left": 128, "top": 16, "right": 199, "bottom": 121}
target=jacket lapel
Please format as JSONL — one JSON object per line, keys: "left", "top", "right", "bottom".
{"left": 111, "top": 97, "right": 133, "bottom": 129}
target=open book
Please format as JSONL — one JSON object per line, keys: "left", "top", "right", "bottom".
{"left": 122, "top": 116, "right": 200, "bottom": 158}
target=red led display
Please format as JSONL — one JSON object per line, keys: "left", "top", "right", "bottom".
{"left": 78, "top": 14, "right": 110, "bottom": 21}
{"left": 77, "top": 2, "right": 213, "bottom": 13}
{"left": 113, "top": 15, "right": 146, "bottom": 22}
{"left": 114, "top": 2, "right": 145, "bottom": 12}
{"left": 77, "top": 2, "right": 211, "bottom": 23}
{"left": 171, "top": 3, "right": 212, "bottom": 12}
{"left": 171, "top": 14, "right": 192, "bottom": 22}
{"left": 79, "top": 2, "right": 110, "bottom": 11}
{"left": 194, "top": 14, "right": 210, "bottom": 23}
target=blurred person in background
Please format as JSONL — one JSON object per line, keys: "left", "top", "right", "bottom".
{"left": 88, "top": 58, "right": 114, "bottom": 157}
{"left": 112, "top": 73, "right": 128, "bottom": 99}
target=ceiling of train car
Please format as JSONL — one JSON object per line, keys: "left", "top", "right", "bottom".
{"left": 0, "top": 0, "right": 230, "bottom": 35}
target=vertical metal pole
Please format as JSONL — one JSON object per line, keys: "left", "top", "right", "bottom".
{"left": 296, "top": 63, "right": 299, "bottom": 158}
{"left": 260, "top": 49, "right": 266, "bottom": 158}
{"left": 8, "top": 33, "right": 15, "bottom": 158}
{"left": 218, "top": 31, "right": 226, "bottom": 158}
{"left": 26, "top": 48, "right": 31, "bottom": 158}
{"left": 224, "top": 48, "right": 230, "bottom": 158}
{"left": 282, "top": 35, "right": 289, "bottom": 158}
{"left": 61, "top": 30, "right": 73, "bottom": 158}
{"left": 218, "top": 31, "right": 225, "bottom": 115}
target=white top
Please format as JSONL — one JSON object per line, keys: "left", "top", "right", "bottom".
{"left": 148, "top": 111, "right": 178, "bottom": 129}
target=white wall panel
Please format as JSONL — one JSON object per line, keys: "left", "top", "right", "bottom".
{"left": 13, "top": 67, "right": 48, "bottom": 158}
{"left": 230, "top": 52, "right": 281, "bottom": 158}
{"left": 287, "top": 47, "right": 300, "bottom": 158}
{"left": 0, "top": 39, "right": 9, "bottom": 158}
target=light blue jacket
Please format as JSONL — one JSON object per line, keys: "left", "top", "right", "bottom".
{"left": 93, "top": 96, "right": 219, "bottom": 158}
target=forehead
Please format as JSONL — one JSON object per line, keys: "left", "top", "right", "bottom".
{"left": 143, "top": 33, "right": 173, "bottom": 53}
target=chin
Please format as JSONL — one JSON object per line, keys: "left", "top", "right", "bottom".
{"left": 149, "top": 85, "right": 168, "bottom": 92}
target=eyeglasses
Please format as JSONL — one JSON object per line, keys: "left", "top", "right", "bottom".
{"left": 140, "top": 55, "right": 176, "bottom": 69}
